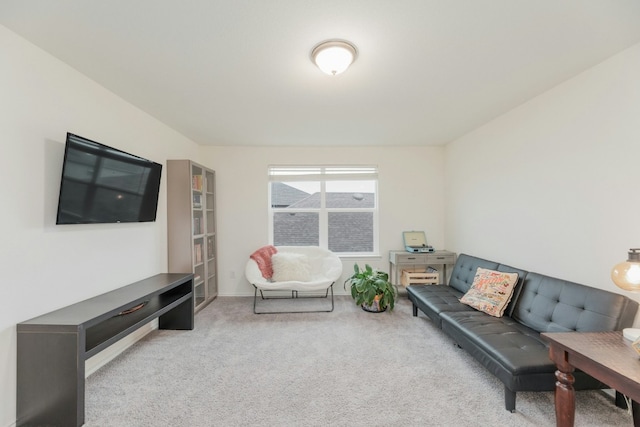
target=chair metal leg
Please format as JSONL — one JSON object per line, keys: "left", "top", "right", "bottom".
{"left": 253, "top": 286, "right": 259, "bottom": 314}
{"left": 252, "top": 283, "right": 335, "bottom": 314}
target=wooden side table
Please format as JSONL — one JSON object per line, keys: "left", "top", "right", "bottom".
{"left": 541, "top": 331, "right": 640, "bottom": 427}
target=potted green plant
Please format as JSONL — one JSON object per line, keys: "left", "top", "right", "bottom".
{"left": 344, "top": 263, "right": 398, "bottom": 312}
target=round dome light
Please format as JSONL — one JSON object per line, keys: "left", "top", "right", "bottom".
{"left": 311, "top": 40, "right": 357, "bottom": 76}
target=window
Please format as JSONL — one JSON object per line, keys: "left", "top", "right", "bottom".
{"left": 269, "top": 166, "right": 378, "bottom": 255}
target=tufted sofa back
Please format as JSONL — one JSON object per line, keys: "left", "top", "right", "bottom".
{"left": 449, "top": 254, "right": 499, "bottom": 294}
{"left": 449, "top": 253, "right": 529, "bottom": 317}
{"left": 512, "top": 272, "right": 638, "bottom": 333}
{"left": 448, "top": 254, "right": 637, "bottom": 329}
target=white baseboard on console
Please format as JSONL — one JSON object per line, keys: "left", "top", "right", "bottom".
{"left": 85, "top": 319, "right": 158, "bottom": 378}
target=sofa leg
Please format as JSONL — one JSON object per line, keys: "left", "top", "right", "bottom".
{"left": 505, "top": 387, "right": 516, "bottom": 413}
{"left": 412, "top": 304, "right": 418, "bottom": 317}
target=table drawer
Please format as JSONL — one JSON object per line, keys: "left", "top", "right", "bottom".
{"left": 392, "top": 253, "right": 428, "bottom": 264}
{"left": 425, "top": 253, "right": 456, "bottom": 264}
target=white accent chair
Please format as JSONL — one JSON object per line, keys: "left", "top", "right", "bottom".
{"left": 245, "top": 246, "right": 343, "bottom": 314}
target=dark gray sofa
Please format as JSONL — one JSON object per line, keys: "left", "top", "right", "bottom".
{"left": 407, "top": 253, "right": 639, "bottom": 412}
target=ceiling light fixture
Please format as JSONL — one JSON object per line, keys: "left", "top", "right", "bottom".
{"left": 311, "top": 40, "right": 357, "bottom": 76}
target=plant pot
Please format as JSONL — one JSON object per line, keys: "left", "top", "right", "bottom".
{"left": 361, "top": 295, "right": 386, "bottom": 313}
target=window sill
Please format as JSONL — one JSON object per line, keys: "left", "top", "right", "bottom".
{"left": 338, "top": 253, "right": 382, "bottom": 259}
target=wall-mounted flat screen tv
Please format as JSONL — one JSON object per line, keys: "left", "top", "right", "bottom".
{"left": 56, "top": 133, "right": 163, "bottom": 224}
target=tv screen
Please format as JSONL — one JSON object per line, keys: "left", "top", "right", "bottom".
{"left": 56, "top": 133, "right": 163, "bottom": 224}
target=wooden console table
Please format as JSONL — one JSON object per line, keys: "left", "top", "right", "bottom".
{"left": 541, "top": 331, "right": 640, "bottom": 427}
{"left": 389, "top": 250, "right": 456, "bottom": 286}
{"left": 17, "top": 273, "right": 194, "bottom": 427}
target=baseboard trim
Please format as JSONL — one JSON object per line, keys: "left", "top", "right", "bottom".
{"left": 85, "top": 319, "right": 158, "bottom": 377}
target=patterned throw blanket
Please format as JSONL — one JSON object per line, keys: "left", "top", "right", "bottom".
{"left": 250, "top": 245, "right": 278, "bottom": 279}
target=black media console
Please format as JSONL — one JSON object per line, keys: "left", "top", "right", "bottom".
{"left": 16, "top": 273, "right": 194, "bottom": 427}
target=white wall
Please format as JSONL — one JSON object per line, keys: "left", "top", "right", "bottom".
{"left": 0, "top": 25, "right": 200, "bottom": 426}
{"left": 444, "top": 42, "right": 640, "bottom": 322}
{"left": 200, "top": 145, "right": 445, "bottom": 296}
{"left": 0, "top": 25, "right": 446, "bottom": 425}
{"left": 9, "top": 17, "right": 638, "bottom": 426}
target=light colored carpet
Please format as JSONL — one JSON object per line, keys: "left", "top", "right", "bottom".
{"left": 85, "top": 294, "right": 633, "bottom": 426}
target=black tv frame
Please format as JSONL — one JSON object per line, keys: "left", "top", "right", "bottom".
{"left": 55, "top": 132, "right": 162, "bottom": 224}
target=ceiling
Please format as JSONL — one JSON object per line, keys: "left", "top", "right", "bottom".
{"left": 2, "top": 1, "right": 640, "bottom": 147}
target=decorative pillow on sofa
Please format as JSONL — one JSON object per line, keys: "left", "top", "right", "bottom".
{"left": 459, "top": 268, "right": 519, "bottom": 317}
{"left": 271, "top": 253, "right": 312, "bottom": 282}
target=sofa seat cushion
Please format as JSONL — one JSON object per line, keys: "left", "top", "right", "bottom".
{"left": 407, "top": 285, "right": 474, "bottom": 328}
{"left": 440, "top": 310, "right": 609, "bottom": 393}
{"left": 441, "top": 311, "right": 554, "bottom": 376}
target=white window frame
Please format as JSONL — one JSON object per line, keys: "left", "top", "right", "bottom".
{"left": 268, "top": 165, "right": 379, "bottom": 256}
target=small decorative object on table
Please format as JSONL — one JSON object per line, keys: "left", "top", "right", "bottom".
{"left": 344, "top": 263, "right": 397, "bottom": 313}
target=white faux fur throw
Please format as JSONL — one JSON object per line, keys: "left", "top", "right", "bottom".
{"left": 271, "top": 252, "right": 312, "bottom": 282}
